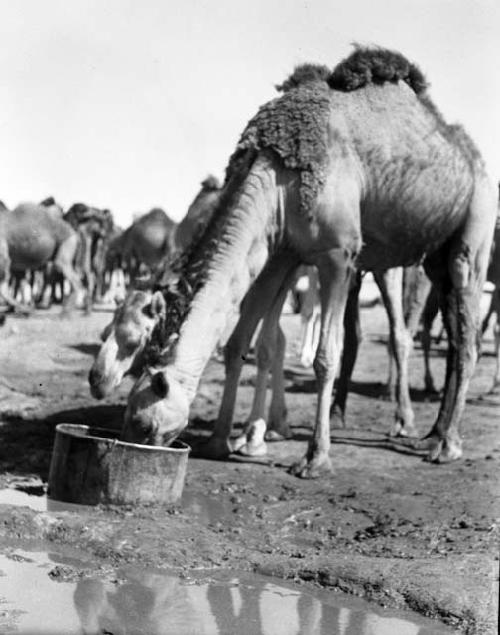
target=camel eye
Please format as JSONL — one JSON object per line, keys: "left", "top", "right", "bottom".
{"left": 151, "top": 372, "right": 169, "bottom": 397}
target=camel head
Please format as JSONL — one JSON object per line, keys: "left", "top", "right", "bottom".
{"left": 88, "top": 289, "right": 166, "bottom": 399}
{"left": 122, "top": 366, "right": 189, "bottom": 446}
{"left": 121, "top": 278, "right": 190, "bottom": 446}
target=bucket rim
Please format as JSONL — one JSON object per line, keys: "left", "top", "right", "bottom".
{"left": 54, "top": 423, "right": 191, "bottom": 454}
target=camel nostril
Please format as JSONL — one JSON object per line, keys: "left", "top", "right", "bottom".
{"left": 88, "top": 368, "right": 100, "bottom": 386}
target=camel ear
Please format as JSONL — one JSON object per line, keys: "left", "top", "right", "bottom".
{"left": 143, "top": 291, "right": 166, "bottom": 319}
{"left": 100, "top": 322, "right": 113, "bottom": 342}
{"left": 151, "top": 372, "right": 169, "bottom": 398}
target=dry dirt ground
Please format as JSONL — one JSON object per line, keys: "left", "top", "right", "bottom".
{"left": 0, "top": 296, "right": 498, "bottom": 634}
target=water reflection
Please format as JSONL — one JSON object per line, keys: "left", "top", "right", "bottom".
{"left": 0, "top": 552, "right": 453, "bottom": 635}
{"left": 73, "top": 570, "right": 449, "bottom": 635}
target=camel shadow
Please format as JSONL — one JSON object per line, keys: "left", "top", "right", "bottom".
{"left": 182, "top": 418, "right": 312, "bottom": 459}
{"left": 330, "top": 428, "right": 428, "bottom": 458}
{"left": 284, "top": 374, "right": 441, "bottom": 403}
{"left": 284, "top": 367, "right": 316, "bottom": 393}
{"left": 0, "top": 405, "right": 125, "bottom": 480}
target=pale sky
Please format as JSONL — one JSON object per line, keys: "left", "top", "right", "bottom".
{"left": 0, "top": 0, "right": 498, "bottom": 227}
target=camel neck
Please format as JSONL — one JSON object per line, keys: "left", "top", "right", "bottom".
{"left": 168, "top": 155, "right": 281, "bottom": 401}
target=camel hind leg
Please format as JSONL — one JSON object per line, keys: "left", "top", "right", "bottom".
{"left": 418, "top": 178, "right": 497, "bottom": 461}
{"left": 374, "top": 268, "right": 416, "bottom": 437}
{"left": 53, "top": 233, "right": 83, "bottom": 314}
{"left": 298, "top": 266, "right": 320, "bottom": 367}
{"left": 488, "top": 287, "right": 500, "bottom": 393}
{"left": 421, "top": 285, "right": 440, "bottom": 393}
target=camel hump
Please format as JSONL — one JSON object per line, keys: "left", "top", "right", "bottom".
{"left": 201, "top": 175, "right": 221, "bottom": 191}
{"left": 138, "top": 207, "right": 175, "bottom": 228}
{"left": 276, "top": 64, "right": 331, "bottom": 93}
{"left": 329, "top": 46, "right": 428, "bottom": 94}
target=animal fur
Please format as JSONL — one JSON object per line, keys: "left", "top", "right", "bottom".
{"left": 275, "top": 63, "right": 331, "bottom": 93}
{"left": 329, "top": 45, "right": 428, "bottom": 94}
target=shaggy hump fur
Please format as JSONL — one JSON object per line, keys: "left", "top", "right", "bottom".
{"left": 275, "top": 63, "right": 331, "bottom": 93}
{"left": 329, "top": 45, "right": 428, "bottom": 94}
{"left": 228, "top": 81, "right": 331, "bottom": 216}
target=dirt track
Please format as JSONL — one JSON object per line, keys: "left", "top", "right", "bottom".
{"left": 0, "top": 299, "right": 498, "bottom": 634}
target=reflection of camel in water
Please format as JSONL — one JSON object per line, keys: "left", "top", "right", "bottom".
{"left": 72, "top": 568, "right": 425, "bottom": 635}
{"left": 123, "top": 47, "right": 496, "bottom": 477}
{"left": 73, "top": 573, "right": 204, "bottom": 635}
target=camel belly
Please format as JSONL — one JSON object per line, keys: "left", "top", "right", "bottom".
{"left": 8, "top": 231, "right": 57, "bottom": 269}
{"left": 358, "top": 175, "right": 471, "bottom": 271}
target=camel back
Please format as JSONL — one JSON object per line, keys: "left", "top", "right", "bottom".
{"left": 134, "top": 207, "right": 176, "bottom": 230}
{"left": 145, "top": 46, "right": 485, "bottom": 360}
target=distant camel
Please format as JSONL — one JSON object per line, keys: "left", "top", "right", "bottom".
{"left": 64, "top": 203, "right": 114, "bottom": 312}
{"left": 0, "top": 201, "right": 83, "bottom": 312}
{"left": 174, "top": 176, "right": 222, "bottom": 252}
{"left": 122, "top": 47, "right": 496, "bottom": 478}
{"left": 114, "top": 208, "right": 177, "bottom": 280}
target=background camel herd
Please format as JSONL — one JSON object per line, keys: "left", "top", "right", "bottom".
{"left": 0, "top": 46, "right": 499, "bottom": 480}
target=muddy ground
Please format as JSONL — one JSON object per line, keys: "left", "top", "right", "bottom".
{"left": 0, "top": 297, "right": 498, "bottom": 634}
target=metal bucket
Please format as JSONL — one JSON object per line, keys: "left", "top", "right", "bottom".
{"left": 48, "top": 424, "right": 190, "bottom": 505}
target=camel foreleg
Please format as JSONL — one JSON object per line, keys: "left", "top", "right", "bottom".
{"left": 291, "top": 247, "right": 354, "bottom": 478}
{"left": 202, "top": 250, "right": 299, "bottom": 459}
{"left": 330, "top": 270, "right": 362, "bottom": 427}
{"left": 235, "top": 279, "right": 293, "bottom": 456}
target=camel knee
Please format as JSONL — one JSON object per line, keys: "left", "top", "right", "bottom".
{"left": 313, "top": 352, "right": 336, "bottom": 384}
{"left": 223, "top": 334, "right": 246, "bottom": 372}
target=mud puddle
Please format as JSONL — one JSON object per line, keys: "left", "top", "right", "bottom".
{"left": 0, "top": 488, "right": 89, "bottom": 514}
{"left": 0, "top": 548, "right": 454, "bottom": 635}
{"left": 0, "top": 486, "right": 232, "bottom": 525}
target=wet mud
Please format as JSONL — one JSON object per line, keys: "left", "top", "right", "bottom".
{"left": 0, "top": 302, "right": 498, "bottom": 633}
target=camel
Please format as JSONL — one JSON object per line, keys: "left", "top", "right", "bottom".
{"left": 121, "top": 48, "right": 496, "bottom": 477}
{"left": 175, "top": 176, "right": 222, "bottom": 252}
{"left": 9, "top": 197, "right": 68, "bottom": 307}
{"left": 63, "top": 203, "right": 114, "bottom": 312}
{"left": 0, "top": 201, "right": 83, "bottom": 312}
{"left": 113, "top": 208, "right": 177, "bottom": 280}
